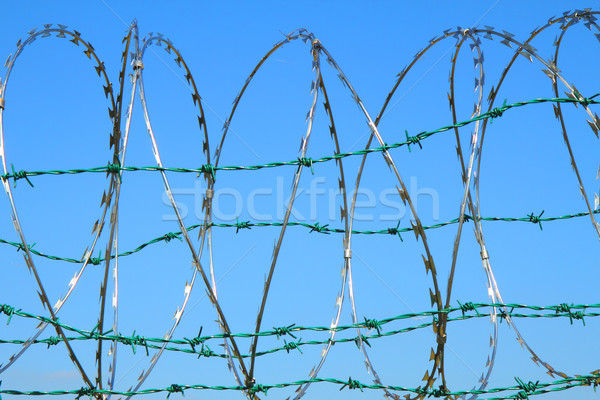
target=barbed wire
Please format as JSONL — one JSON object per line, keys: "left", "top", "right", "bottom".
{"left": 0, "top": 93, "right": 596, "bottom": 268}
{"left": 0, "top": 369, "right": 598, "bottom": 398}
{"left": 0, "top": 94, "right": 598, "bottom": 187}
{"left": 0, "top": 302, "right": 596, "bottom": 360}
{"left": 1, "top": 10, "right": 599, "bottom": 400}
{"left": 0, "top": 207, "right": 597, "bottom": 266}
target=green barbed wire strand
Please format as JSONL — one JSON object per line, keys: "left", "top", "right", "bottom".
{"left": 1, "top": 303, "right": 595, "bottom": 359}
{"left": 0, "top": 94, "right": 598, "bottom": 187}
{"left": 1, "top": 208, "right": 598, "bottom": 266}
{"left": 1, "top": 301, "right": 595, "bottom": 339}
{"left": 0, "top": 370, "right": 598, "bottom": 398}
{"left": 2, "top": 309, "right": 597, "bottom": 361}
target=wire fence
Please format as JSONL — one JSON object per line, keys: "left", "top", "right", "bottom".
{"left": 1, "top": 9, "right": 599, "bottom": 400}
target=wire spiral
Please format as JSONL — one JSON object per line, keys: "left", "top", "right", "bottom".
{"left": 0, "top": 9, "right": 599, "bottom": 400}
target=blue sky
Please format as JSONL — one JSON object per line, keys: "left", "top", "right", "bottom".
{"left": 0, "top": 2, "right": 599, "bottom": 399}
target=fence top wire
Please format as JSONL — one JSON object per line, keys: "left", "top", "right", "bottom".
{"left": 0, "top": 94, "right": 597, "bottom": 187}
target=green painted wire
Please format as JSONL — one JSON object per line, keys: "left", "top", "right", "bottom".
{"left": 0, "top": 94, "right": 597, "bottom": 265}
{"left": 0, "top": 95, "right": 597, "bottom": 185}
{"left": 1, "top": 208, "right": 598, "bottom": 265}
{"left": 0, "top": 303, "right": 595, "bottom": 359}
{"left": 0, "top": 370, "right": 597, "bottom": 398}
{"left": 2, "top": 309, "right": 597, "bottom": 360}
{"left": 0, "top": 95, "right": 599, "bottom": 399}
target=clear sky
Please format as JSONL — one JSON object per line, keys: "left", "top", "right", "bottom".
{"left": 0, "top": 1, "right": 599, "bottom": 399}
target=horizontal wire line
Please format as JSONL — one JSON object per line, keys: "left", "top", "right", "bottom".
{"left": 0, "top": 302, "right": 594, "bottom": 359}
{"left": 1, "top": 95, "right": 598, "bottom": 185}
{"left": 1, "top": 208, "right": 597, "bottom": 265}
